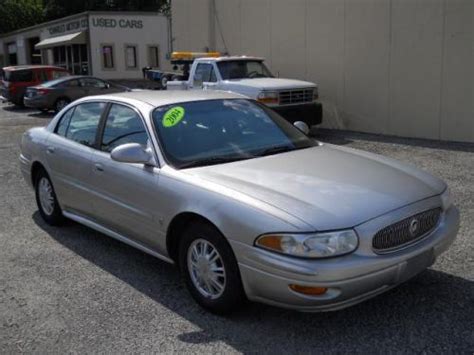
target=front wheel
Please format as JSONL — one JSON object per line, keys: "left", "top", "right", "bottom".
{"left": 179, "top": 222, "right": 246, "bottom": 314}
{"left": 35, "top": 170, "right": 64, "bottom": 226}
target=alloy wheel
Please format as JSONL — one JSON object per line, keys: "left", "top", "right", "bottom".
{"left": 187, "top": 238, "right": 226, "bottom": 299}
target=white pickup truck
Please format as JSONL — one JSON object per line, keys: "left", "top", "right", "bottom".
{"left": 167, "top": 56, "right": 323, "bottom": 127}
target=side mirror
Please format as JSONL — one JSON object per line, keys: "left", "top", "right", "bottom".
{"left": 293, "top": 121, "right": 310, "bottom": 135}
{"left": 104, "top": 83, "right": 111, "bottom": 89}
{"left": 111, "top": 143, "right": 155, "bottom": 165}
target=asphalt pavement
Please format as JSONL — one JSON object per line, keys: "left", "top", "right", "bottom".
{"left": 0, "top": 102, "right": 473, "bottom": 353}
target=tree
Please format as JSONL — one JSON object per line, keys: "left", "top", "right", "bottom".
{"left": 0, "top": 0, "right": 44, "bottom": 34}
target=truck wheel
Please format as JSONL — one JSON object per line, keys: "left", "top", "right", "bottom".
{"left": 160, "top": 76, "right": 168, "bottom": 90}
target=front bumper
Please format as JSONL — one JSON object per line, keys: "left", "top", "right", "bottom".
{"left": 272, "top": 102, "right": 323, "bottom": 127}
{"left": 232, "top": 200, "right": 459, "bottom": 312}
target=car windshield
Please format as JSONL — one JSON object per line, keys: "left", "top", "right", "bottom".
{"left": 152, "top": 99, "right": 316, "bottom": 169}
{"left": 217, "top": 61, "right": 274, "bottom": 80}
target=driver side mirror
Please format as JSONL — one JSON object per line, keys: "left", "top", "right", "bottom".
{"left": 293, "top": 121, "right": 310, "bottom": 135}
{"left": 111, "top": 143, "right": 156, "bottom": 166}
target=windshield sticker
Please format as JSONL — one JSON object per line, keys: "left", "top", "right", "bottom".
{"left": 162, "top": 106, "right": 185, "bottom": 127}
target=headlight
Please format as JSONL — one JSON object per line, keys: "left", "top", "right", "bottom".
{"left": 313, "top": 87, "right": 319, "bottom": 100}
{"left": 255, "top": 230, "right": 358, "bottom": 258}
{"left": 257, "top": 91, "right": 279, "bottom": 104}
{"left": 441, "top": 187, "right": 453, "bottom": 210}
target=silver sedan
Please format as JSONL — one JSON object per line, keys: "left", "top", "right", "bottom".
{"left": 20, "top": 90, "right": 459, "bottom": 314}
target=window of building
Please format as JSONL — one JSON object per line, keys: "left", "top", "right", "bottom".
{"left": 125, "top": 45, "right": 138, "bottom": 69}
{"left": 101, "top": 44, "right": 115, "bottom": 69}
{"left": 148, "top": 46, "right": 159, "bottom": 67}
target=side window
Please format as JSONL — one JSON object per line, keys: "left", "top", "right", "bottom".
{"left": 52, "top": 70, "right": 68, "bottom": 79}
{"left": 59, "top": 79, "right": 80, "bottom": 88}
{"left": 193, "top": 64, "right": 215, "bottom": 87}
{"left": 101, "top": 104, "right": 148, "bottom": 153}
{"left": 55, "top": 107, "right": 75, "bottom": 137}
{"left": 37, "top": 70, "right": 48, "bottom": 83}
{"left": 64, "top": 102, "right": 105, "bottom": 147}
{"left": 81, "top": 78, "right": 106, "bottom": 88}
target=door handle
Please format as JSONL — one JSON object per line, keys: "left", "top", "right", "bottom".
{"left": 94, "top": 163, "right": 104, "bottom": 172}
{"left": 46, "top": 146, "right": 55, "bottom": 154}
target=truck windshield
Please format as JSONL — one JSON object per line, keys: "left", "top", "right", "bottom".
{"left": 152, "top": 99, "right": 315, "bottom": 169}
{"left": 217, "top": 61, "right": 274, "bottom": 80}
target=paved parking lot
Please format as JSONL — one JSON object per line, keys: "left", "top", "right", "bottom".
{"left": 0, "top": 102, "right": 473, "bottom": 353}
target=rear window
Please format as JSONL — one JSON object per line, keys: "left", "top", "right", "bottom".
{"left": 4, "top": 70, "right": 33, "bottom": 82}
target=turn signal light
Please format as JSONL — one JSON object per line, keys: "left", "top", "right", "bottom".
{"left": 257, "top": 97, "right": 279, "bottom": 104}
{"left": 289, "top": 284, "right": 328, "bottom": 296}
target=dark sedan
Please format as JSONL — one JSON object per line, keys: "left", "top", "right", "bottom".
{"left": 24, "top": 76, "right": 131, "bottom": 112}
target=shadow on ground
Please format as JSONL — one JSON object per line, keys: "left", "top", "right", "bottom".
{"left": 314, "top": 128, "right": 474, "bottom": 153}
{"left": 33, "top": 212, "right": 474, "bottom": 353}
{"left": 1, "top": 104, "right": 54, "bottom": 119}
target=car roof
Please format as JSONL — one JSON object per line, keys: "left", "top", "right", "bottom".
{"left": 80, "top": 90, "right": 248, "bottom": 107}
{"left": 196, "top": 56, "right": 264, "bottom": 62}
{"left": 2, "top": 65, "right": 68, "bottom": 71}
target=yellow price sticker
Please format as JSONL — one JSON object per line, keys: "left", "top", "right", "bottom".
{"left": 162, "top": 106, "right": 185, "bottom": 127}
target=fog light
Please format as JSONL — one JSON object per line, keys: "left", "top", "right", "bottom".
{"left": 289, "top": 284, "right": 328, "bottom": 296}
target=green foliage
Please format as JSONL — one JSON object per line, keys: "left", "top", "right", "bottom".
{"left": 0, "top": 0, "right": 169, "bottom": 34}
{"left": 0, "top": 0, "right": 44, "bottom": 34}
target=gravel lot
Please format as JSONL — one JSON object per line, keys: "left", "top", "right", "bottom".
{"left": 0, "top": 102, "right": 473, "bottom": 353}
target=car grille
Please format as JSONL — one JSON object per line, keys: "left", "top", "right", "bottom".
{"left": 372, "top": 208, "right": 442, "bottom": 253}
{"left": 278, "top": 88, "right": 314, "bottom": 105}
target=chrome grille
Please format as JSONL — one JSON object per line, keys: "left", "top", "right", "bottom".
{"left": 372, "top": 208, "right": 442, "bottom": 253}
{"left": 278, "top": 88, "right": 314, "bottom": 105}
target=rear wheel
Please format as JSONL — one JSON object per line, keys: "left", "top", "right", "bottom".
{"left": 35, "top": 169, "right": 64, "bottom": 226}
{"left": 179, "top": 221, "right": 246, "bottom": 314}
{"left": 54, "top": 98, "right": 70, "bottom": 113}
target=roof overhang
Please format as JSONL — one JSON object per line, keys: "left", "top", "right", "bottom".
{"left": 35, "top": 31, "right": 87, "bottom": 50}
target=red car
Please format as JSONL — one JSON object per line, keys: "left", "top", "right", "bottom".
{"left": 1, "top": 65, "right": 69, "bottom": 107}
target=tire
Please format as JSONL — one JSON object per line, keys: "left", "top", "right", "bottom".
{"left": 54, "top": 98, "right": 70, "bottom": 113}
{"left": 34, "top": 169, "right": 64, "bottom": 226}
{"left": 160, "top": 75, "right": 168, "bottom": 89}
{"left": 179, "top": 221, "right": 246, "bottom": 314}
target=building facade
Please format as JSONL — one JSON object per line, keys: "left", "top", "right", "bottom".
{"left": 0, "top": 11, "right": 171, "bottom": 79}
{"left": 172, "top": 0, "right": 473, "bottom": 143}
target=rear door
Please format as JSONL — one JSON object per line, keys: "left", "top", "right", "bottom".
{"left": 59, "top": 79, "right": 86, "bottom": 101}
{"left": 90, "top": 103, "right": 164, "bottom": 251}
{"left": 45, "top": 101, "right": 106, "bottom": 216}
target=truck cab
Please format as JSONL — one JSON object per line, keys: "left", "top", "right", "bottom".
{"left": 167, "top": 55, "right": 323, "bottom": 128}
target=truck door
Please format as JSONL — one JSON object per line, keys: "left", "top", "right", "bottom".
{"left": 191, "top": 63, "right": 217, "bottom": 90}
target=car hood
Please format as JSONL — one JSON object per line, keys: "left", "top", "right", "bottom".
{"left": 224, "top": 78, "right": 317, "bottom": 90}
{"left": 186, "top": 144, "right": 446, "bottom": 230}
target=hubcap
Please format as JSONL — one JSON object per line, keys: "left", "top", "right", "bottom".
{"left": 187, "top": 239, "right": 226, "bottom": 299}
{"left": 38, "top": 177, "right": 54, "bottom": 216}
{"left": 56, "top": 100, "right": 67, "bottom": 111}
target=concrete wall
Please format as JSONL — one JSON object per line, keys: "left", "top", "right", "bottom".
{"left": 172, "top": 0, "right": 474, "bottom": 142}
{"left": 88, "top": 13, "right": 171, "bottom": 79}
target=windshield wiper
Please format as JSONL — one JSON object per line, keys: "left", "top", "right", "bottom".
{"left": 180, "top": 156, "right": 250, "bottom": 169}
{"left": 256, "top": 145, "right": 295, "bottom": 157}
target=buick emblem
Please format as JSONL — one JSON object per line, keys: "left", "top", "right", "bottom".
{"left": 409, "top": 218, "right": 420, "bottom": 237}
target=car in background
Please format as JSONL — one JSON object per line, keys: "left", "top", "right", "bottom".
{"left": 0, "top": 65, "right": 69, "bottom": 106}
{"left": 24, "top": 76, "right": 132, "bottom": 112}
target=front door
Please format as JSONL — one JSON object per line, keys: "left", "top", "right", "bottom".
{"left": 89, "top": 103, "right": 165, "bottom": 252}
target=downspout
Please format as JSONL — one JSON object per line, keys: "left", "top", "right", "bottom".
{"left": 209, "top": 0, "right": 216, "bottom": 51}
